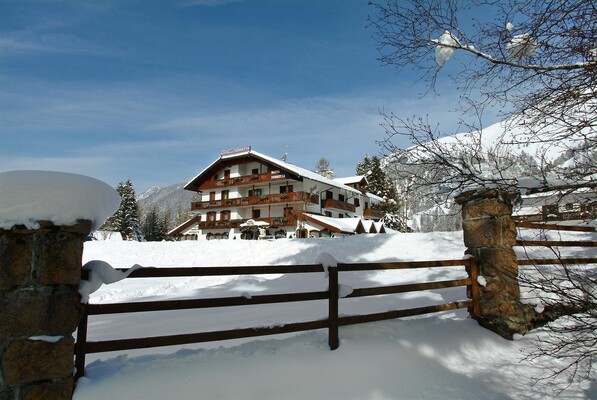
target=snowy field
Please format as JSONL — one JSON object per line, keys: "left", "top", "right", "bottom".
{"left": 74, "top": 231, "right": 597, "bottom": 400}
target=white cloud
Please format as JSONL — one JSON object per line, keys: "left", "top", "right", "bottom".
{"left": 0, "top": 73, "right": 499, "bottom": 192}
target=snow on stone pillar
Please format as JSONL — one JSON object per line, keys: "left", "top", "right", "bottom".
{"left": 0, "top": 171, "right": 120, "bottom": 400}
{"left": 455, "top": 188, "right": 534, "bottom": 339}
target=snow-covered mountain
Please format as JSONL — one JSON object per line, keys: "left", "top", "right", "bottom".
{"left": 137, "top": 182, "right": 195, "bottom": 229}
{"left": 388, "top": 117, "right": 595, "bottom": 232}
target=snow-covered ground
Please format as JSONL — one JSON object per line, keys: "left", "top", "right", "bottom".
{"left": 74, "top": 231, "right": 597, "bottom": 400}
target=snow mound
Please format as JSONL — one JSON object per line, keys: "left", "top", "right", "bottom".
{"left": 0, "top": 170, "right": 120, "bottom": 231}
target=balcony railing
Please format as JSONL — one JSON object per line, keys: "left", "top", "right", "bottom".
{"left": 199, "top": 171, "right": 290, "bottom": 190}
{"left": 191, "top": 192, "right": 318, "bottom": 210}
{"left": 322, "top": 198, "right": 356, "bottom": 213}
{"left": 198, "top": 215, "right": 298, "bottom": 230}
{"left": 363, "top": 208, "right": 384, "bottom": 219}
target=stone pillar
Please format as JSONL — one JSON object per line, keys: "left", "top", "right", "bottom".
{"left": 455, "top": 189, "right": 534, "bottom": 339}
{"left": 0, "top": 220, "right": 91, "bottom": 400}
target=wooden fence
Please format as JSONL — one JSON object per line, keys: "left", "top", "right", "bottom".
{"left": 75, "top": 258, "right": 479, "bottom": 379}
{"left": 515, "top": 221, "right": 597, "bottom": 264}
{"left": 515, "top": 220, "right": 597, "bottom": 273}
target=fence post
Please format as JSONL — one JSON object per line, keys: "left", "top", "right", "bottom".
{"left": 455, "top": 188, "right": 535, "bottom": 339}
{"left": 0, "top": 220, "right": 91, "bottom": 400}
{"left": 74, "top": 305, "right": 89, "bottom": 380}
{"left": 328, "top": 266, "right": 339, "bottom": 350}
{"left": 467, "top": 257, "right": 481, "bottom": 319}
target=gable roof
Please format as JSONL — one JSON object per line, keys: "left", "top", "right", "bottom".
{"left": 168, "top": 215, "right": 201, "bottom": 237}
{"left": 374, "top": 222, "right": 386, "bottom": 233}
{"left": 334, "top": 175, "right": 367, "bottom": 186}
{"left": 361, "top": 219, "right": 378, "bottom": 233}
{"left": 301, "top": 213, "right": 366, "bottom": 235}
{"left": 184, "top": 148, "right": 363, "bottom": 195}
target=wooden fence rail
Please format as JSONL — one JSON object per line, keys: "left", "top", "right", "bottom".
{"left": 515, "top": 221, "right": 597, "bottom": 267}
{"left": 75, "top": 258, "right": 478, "bottom": 379}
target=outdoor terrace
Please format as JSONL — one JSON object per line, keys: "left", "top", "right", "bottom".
{"left": 191, "top": 191, "right": 319, "bottom": 210}
{"left": 199, "top": 171, "right": 292, "bottom": 190}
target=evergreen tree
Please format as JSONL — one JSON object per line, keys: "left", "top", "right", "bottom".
{"left": 174, "top": 205, "right": 193, "bottom": 228}
{"left": 103, "top": 180, "right": 144, "bottom": 241}
{"left": 141, "top": 205, "right": 168, "bottom": 241}
{"left": 355, "top": 155, "right": 371, "bottom": 176}
{"left": 356, "top": 155, "right": 409, "bottom": 231}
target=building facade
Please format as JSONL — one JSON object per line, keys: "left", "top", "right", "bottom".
{"left": 169, "top": 147, "right": 384, "bottom": 240}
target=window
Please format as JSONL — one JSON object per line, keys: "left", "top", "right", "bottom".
{"left": 206, "top": 212, "right": 216, "bottom": 221}
{"left": 221, "top": 190, "right": 229, "bottom": 200}
{"left": 209, "top": 192, "right": 216, "bottom": 201}
{"left": 338, "top": 214, "right": 344, "bottom": 218}
{"left": 354, "top": 198, "right": 360, "bottom": 207}
{"left": 252, "top": 168, "right": 259, "bottom": 175}
{"left": 324, "top": 211, "right": 332, "bottom": 217}
{"left": 248, "top": 189, "right": 262, "bottom": 197}
{"left": 326, "top": 190, "right": 333, "bottom": 200}
{"left": 365, "top": 201, "right": 369, "bottom": 209}
{"left": 252, "top": 209, "right": 261, "bottom": 219}
{"left": 220, "top": 210, "right": 231, "bottom": 220}
{"left": 224, "top": 170, "right": 231, "bottom": 179}
{"left": 280, "top": 185, "right": 294, "bottom": 194}
{"left": 339, "top": 194, "right": 345, "bottom": 202}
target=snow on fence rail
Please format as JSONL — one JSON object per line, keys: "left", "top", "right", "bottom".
{"left": 515, "top": 221, "right": 597, "bottom": 264}
{"left": 74, "top": 258, "right": 479, "bottom": 380}
{"left": 515, "top": 221, "right": 597, "bottom": 252}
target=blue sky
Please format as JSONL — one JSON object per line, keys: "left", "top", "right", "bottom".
{"left": 0, "top": 0, "right": 489, "bottom": 193}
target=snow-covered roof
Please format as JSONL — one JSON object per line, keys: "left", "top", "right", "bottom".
{"left": 365, "top": 192, "right": 384, "bottom": 202}
{"left": 185, "top": 148, "right": 363, "bottom": 195}
{"left": 361, "top": 219, "right": 377, "bottom": 233}
{"left": 0, "top": 170, "right": 120, "bottom": 231}
{"left": 374, "top": 222, "right": 386, "bottom": 233}
{"left": 302, "top": 213, "right": 366, "bottom": 234}
{"left": 334, "top": 175, "right": 366, "bottom": 185}
{"left": 168, "top": 215, "right": 201, "bottom": 236}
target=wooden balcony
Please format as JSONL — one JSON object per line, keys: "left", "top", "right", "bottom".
{"left": 198, "top": 215, "right": 298, "bottom": 230}
{"left": 199, "top": 171, "right": 291, "bottom": 190}
{"left": 191, "top": 192, "right": 318, "bottom": 210}
{"left": 363, "top": 208, "right": 384, "bottom": 219}
{"left": 322, "top": 198, "right": 356, "bottom": 213}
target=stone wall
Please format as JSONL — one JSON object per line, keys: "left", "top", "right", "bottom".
{"left": 455, "top": 189, "right": 535, "bottom": 339}
{"left": 0, "top": 220, "right": 91, "bottom": 400}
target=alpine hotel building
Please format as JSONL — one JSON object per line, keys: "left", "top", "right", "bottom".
{"left": 169, "top": 146, "right": 385, "bottom": 240}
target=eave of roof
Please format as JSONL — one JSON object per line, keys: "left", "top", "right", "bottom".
{"left": 168, "top": 215, "right": 201, "bottom": 236}
{"left": 301, "top": 213, "right": 366, "bottom": 234}
{"left": 184, "top": 149, "right": 363, "bottom": 195}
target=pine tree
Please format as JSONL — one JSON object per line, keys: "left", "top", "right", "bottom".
{"left": 355, "top": 155, "right": 371, "bottom": 176}
{"left": 141, "top": 205, "right": 167, "bottom": 241}
{"left": 103, "top": 180, "right": 144, "bottom": 241}
{"left": 356, "top": 155, "right": 409, "bottom": 231}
